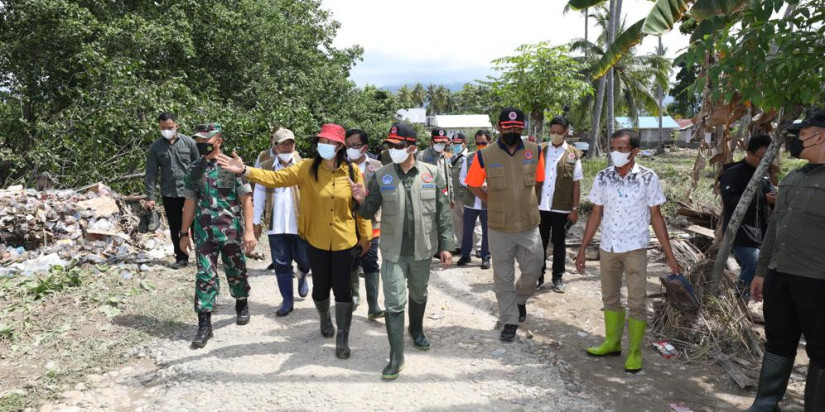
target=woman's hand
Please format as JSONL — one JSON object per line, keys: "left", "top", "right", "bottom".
{"left": 216, "top": 151, "right": 246, "bottom": 174}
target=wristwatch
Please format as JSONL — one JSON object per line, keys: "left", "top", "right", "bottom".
{"left": 179, "top": 232, "right": 189, "bottom": 238}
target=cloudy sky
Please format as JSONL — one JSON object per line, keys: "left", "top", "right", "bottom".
{"left": 321, "top": 0, "right": 690, "bottom": 87}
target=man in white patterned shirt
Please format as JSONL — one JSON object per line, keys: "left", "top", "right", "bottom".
{"left": 575, "top": 128, "right": 681, "bottom": 374}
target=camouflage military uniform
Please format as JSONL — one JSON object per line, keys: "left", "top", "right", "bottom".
{"left": 184, "top": 158, "right": 253, "bottom": 313}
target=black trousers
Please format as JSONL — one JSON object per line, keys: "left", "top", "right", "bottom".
{"left": 308, "top": 244, "right": 355, "bottom": 303}
{"left": 162, "top": 196, "right": 190, "bottom": 262}
{"left": 352, "top": 237, "right": 380, "bottom": 274}
{"left": 538, "top": 210, "right": 568, "bottom": 280}
{"left": 764, "top": 270, "right": 825, "bottom": 368}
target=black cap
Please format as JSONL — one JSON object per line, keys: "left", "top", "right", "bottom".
{"left": 498, "top": 107, "right": 525, "bottom": 128}
{"left": 451, "top": 133, "right": 466, "bottom": 143}
{"left": 386, "top": 123, "right": 417, "bottom": 143}
{"left": 787, "top": 109, "right": 825, "bottom": 134}
{"left": 431, "top": 127, "right": 449, "bottom": 142}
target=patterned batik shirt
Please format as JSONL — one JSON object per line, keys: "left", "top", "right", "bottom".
{"left": 587, "top": 163, "right": 666, "bottom": 253}
{"left": 183, "top": 158, "right": 252, "bottom": 245}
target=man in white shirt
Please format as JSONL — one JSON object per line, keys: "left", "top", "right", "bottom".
{"left": 575, "top": 128, "right": 681, "bottom": 374}
{"left": 252, "top": 128, "right": 309, "bottom": 317}
{"left": 457, "top": 130, "right": 491, "bottom": 269}
{"left": 537, "top": 117, "right": 583, "bottom": 292}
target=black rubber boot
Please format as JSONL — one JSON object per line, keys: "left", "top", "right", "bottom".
{"left": 235, "top": 298, "right": 250, "bottom": 325}
{"left": 335, "top": 302, "right": 353, "bottom": 359}
{"left": 517, "top": 304, "right": 527, "bottom": 322}
{"left": 744, "top": 352, "right": 795, "bottom": 412}
{"left": 314, "top": 298, "right": 335, "bottom": 338}
{"left": 382, "top": 311, "right": 405, "bottom": 380}
{"left": 350, "top": 269, "right": 360, "bottom": 312}
{"left": 191, "top": 312, "right": 212, "bottom": 348}
{"left": 805, "top": 363, "right": 825, "bottom": 412}
{"left": 408, "top": 299, "right": 430, "bottom": 351}
{"left": 364, "top": 272, "right": 385, "bottom": 319}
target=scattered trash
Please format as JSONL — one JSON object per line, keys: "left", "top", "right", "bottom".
{"left": 525, "top": 330, "right": 534, "bottom": 339}
{"left": 576, "top": 331, "right": 588, "bottom": 338}
{"left": 427, "top": 313, "right": 443, "bottom": 321}
{"left": 668, "top": 402, "right": 694, "bottom": 412}
{"left": 653, "top": 341, "right": 679, "bottom": 358}
{"left": 491, "top": 348, "right": 506, "bottom": 359}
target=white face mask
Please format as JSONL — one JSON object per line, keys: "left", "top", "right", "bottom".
{"left": 317, "top": 143, "right": 338, "bottom": 160}
{"left": 161, "top": 129, "right": 176, "bottom": 140}
{"left": 611, "top": 151, "right": 632, "bottom": 168}
{"left": 389, "top": 148, "right": 411, "bottom": 164}
{"left": 346, "top": 148, "right": 363, "bottom": 161}
{"left": 433, "top": 143, "right": 446, "bottom": 153}
{"left": 277, "top": 152, "right": 293, "bottom": 163}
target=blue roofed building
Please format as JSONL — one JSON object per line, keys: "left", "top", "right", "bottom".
{"left": 615, "top": 116, "right": 680, "bottom": 149}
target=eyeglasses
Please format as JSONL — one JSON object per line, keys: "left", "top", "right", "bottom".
{"left": 346, "top": 143, "right": 365, "bottom": 149}
{"left": 387, "top": 142, "right": 408, "bottom": 150}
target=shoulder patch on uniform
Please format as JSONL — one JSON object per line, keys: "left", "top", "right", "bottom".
{"left": 568, "top": 153, "right": 575, "bottom": 159}
{"left": 421, "top": 172, "right": 434, "bottom": 183}
{"left": 367, "top": 164, "right": 376, "bottom": 172}
{"left": 524, "top": 151, "right": 533, "bottom": 160}
{"left": 382, "top": 174, "right": 393, "bottom": 185}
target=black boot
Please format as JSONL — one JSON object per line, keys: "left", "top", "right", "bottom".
{"left": 744, "top": 352, "right": 794, "bottom": 412}
{"left": 235, "top": 298, "right": 250, "bottom": 325}
{"left": 382, "top": 311, "right": 405, "bottom": 380}
{"left": 805, "top": 363, "right": 825, "bottom": 412}
{"left": 364, "top": 272, "right": 385, "bottom": 320}
{"left": 350, "top": 269, "right": 360, "bottom": 312}
{"left": 191, "top": 312, "right": 212, "bottom": 348}
{"left": 314, "top": 298, "right": 335, "bottom": 338}
{"left": 408, "top": 299, "right": 430, "bottom": 351}
{"left": 517, "top": 304, "right": 527, "bottom": 322}
{"left": 335, "top": 302, "right": 353, "bottom": 359}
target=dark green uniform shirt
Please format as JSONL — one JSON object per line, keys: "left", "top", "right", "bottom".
{"left": 145, "top": 133, "right": 199, "bottom": 201}
{"left": 183, "top": 158, "right": 252, "bottom": 245}
{"left": 756, "top": 163, "right": 825, "bottom": 280}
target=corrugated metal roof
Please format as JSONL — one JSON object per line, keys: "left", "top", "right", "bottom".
{"left": 433, "top": 115, "right": 492, "bottom": 129}
{"left": 615, "top": 116, "right": 679, "bottom": 129}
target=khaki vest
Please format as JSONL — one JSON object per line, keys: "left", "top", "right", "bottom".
{"left": 451, "top": 152, "right": 467, "bottom": 203}
{"left": 417, "top": 147, "right": 453, "bottom": 202}
{"left": 256, "top": 150, "right": 301, "bottom": 231}
{"left": 374, "top": 162, "right": 439, "bottom": 262}
{"left": 482, "top": 142, "right": 541, "bottom": 232}
{"left": 462, "top": 152, "right": 486, "bottom": 210}
{"left": 539, "top": 143, "right": 582, "bottom": 211}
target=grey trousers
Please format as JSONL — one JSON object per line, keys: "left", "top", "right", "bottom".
{"left": 488, "top": 226, "right": 543, "bottom": 326}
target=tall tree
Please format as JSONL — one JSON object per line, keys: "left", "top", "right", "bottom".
{"left": 396, "top": 85, "right": 414, "bottom": 109}
{"left": 411, "top": 83, "right": 426, "bottom": 108}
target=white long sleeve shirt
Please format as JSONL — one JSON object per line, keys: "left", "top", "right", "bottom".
{"left": 253, "top": 152, "right": 299, "bottom": 235}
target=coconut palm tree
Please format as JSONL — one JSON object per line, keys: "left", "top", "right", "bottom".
{"left": 397, "top": 85, "right": 414, "bottom": 108}
{"left": 411, "top": 83, "right": 426, "bottom": 108}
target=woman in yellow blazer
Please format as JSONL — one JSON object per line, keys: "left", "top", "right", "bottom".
{"left": 217, "top": 123, "right": 371, "bottom": 360}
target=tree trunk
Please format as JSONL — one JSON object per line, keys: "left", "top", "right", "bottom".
{"left": 590, "top": 76, "right": 607, "bottom": 157}
{"left": 656, "top": 36, "right": 666, "bottom": 155}
{"left": 709, "top": 107, "right": 784, "bottom": 295}
{"left": 606, "top": 0, "right": 618, "bottom": 165}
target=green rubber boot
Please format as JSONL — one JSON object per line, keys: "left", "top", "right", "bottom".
{"left": 382, "top": 311, "right": 406, "bottom": 380}
{"left": 364, "top": 272, "right": 385, "bottom": 320}
{"left": 408, "top": 299, "right": 430, "bottom": 350}
{"left": 586, "top": 310, "right": 625, "bottom": 357}
{"left": 624, "top": 317, "right": 646, "bottom": 373}
{"left": 350, "top": 268, "right": 360, "bottom": 312}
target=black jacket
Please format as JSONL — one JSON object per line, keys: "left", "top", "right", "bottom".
{"left": 719, "top": 160, "right": 772, "bottom": 248}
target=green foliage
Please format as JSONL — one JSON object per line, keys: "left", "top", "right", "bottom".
{"left": 667, "top": 61, "right": 702, "bottom": 118}
{"left": 489, "top": 43, "right": 593, "bottom": 136}
{"left": 0, "top": 0, "right": 399, "bottom": 191}
{"left": 567, "top": 0, "right": 607, "bottom": 11}
{"left": 592, "top": 18, "right": 646, "bottom": 79}
{"left": 642, "top": 0, "right": 691, "bottom": 36}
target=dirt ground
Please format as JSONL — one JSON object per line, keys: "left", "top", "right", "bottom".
{"left": 6, "top": 234, "right": 812, "bottom": 412}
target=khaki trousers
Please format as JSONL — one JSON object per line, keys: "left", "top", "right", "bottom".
{"left": 489, "top": 227, "right": 543, "bottom": 326}
{"left": 451, "top": 204, "right": 481, "bottom": 251}
{"left": 599, "top": 248, "right": 648, "bottom": 321}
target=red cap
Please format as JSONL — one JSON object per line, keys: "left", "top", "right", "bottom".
{"left": 316, "top": 123, "right": 346, "bottom": 144}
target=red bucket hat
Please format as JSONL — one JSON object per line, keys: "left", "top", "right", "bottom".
{"left": 316, "top": 123, "right": 346, "bottom": 145}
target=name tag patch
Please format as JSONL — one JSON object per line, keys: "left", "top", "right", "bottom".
{"left": 422, "top": 183, "right": 435, "bottom": 189}
{"left": 380, "top": 185, "right": 396, "bottom": 191}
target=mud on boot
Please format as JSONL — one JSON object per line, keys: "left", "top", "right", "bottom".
{"left": 382, "top": 311, "right": 406, "bottom": 380}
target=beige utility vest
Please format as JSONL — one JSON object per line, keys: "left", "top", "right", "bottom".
{"left": 451, "top": 152, "right": 467, "bottom": 203}
{"left": 373, "top": 162, "right": 439, "bottom": 262}
{"left": 256, "top": 150, "right": 301, "bottom": 231}
{"left": 462, "top": 152, "right": 486, "bottom": 210}
{"left": 540, "top": 143, "right": 582, "bottom": 211}
{"left": 481, "top": 142, "right": 541, "bottom": 232}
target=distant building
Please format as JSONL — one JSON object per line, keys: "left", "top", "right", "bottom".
{"left": 395, "top": 108, "right": 427, "bottom": 125}
{"left": 431, "top": 114, "right": 493, "bottom": 137}
{"left": 676, "top": 119, "right": 696, "bottom": 145}
{"left": 615, "top": 116, "right": 680, "bottom": 148}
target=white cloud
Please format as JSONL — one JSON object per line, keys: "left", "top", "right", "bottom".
{"left": 322, "top": 0, "right": 690, "bottom": 86}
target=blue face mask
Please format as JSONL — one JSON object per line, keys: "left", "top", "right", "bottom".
{"left": 453, "top": 144, "right": 464, "bottom": 153}
{"left": 317, "top": 143, "right": 338, "bottom": 160}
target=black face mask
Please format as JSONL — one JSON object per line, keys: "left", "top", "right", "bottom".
{"left": 501, "top": 132, "right": 521, "bottom": 146}
{"left": 788, "top": 136, "right": 805, "bottom": 159}
{"left": 197, "top": 142, "right": 216, "bottom": 156}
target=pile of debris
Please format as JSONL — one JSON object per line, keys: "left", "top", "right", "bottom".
{"left": 0, "top": 183, "right": 172, "bottom": 276}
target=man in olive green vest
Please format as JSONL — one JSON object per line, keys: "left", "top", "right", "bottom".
{"left": 465, "top": 108, "right": 546, "bottom": 343}
{"left": 450, "top": 133, "right": 469, "bottom": 255}
{"left": 352, "top": 123, "right": 454, "bottom": 380}
{"left": 537, "top": 116, "right": 583, "bottom": 293}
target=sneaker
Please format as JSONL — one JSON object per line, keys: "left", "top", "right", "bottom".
{"left": 456, "top": 256, "right": 471, "bottom": 267}
{"left": 551, "top": 278, "right": 566, "bottom": 293}
{"left": 517, "top": 304, "right": 527, "bottom": 322}
{"left": 480, "top": 257, "right": 491, "bottom": 270}
{"left": 453, "top": 248, "right": 462, "bottom": 255}
{"left": 500, "top": 324, "right": 518, "bottom": 342}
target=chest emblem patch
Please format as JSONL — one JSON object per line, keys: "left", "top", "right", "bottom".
{"left": 382, "top": 175, "right": 393, "bottom": 185}
{"left": 421, "top": 173, "right": 434, "bottom": 183}
{"left": 367, "top": 165, "right": 376, "bottom": 172}
{"left": 568, "top": 153, "right": 575, "bottom": 159}
{"left": 524, "top": 151, "right": 533, "bottom": 160}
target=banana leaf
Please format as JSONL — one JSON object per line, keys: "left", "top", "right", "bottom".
{"left": 591, "top": 18, "right": 646, "bottom": 80}
{"left": 567, "top": 0, "right": 607, "bottom": 11}
{"left": 642, "top": 0, "right": 692, "bottom": 36}
{"left": 690, "top": 0, "right": 749, "bottom": 20}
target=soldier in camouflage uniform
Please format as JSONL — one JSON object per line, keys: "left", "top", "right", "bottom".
{"left": 180, "top": 123, "right": 257, "bottom": 348}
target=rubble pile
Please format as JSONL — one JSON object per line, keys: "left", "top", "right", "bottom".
{"left": 0, "top": 184, "right": 172, "bottom": 276}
